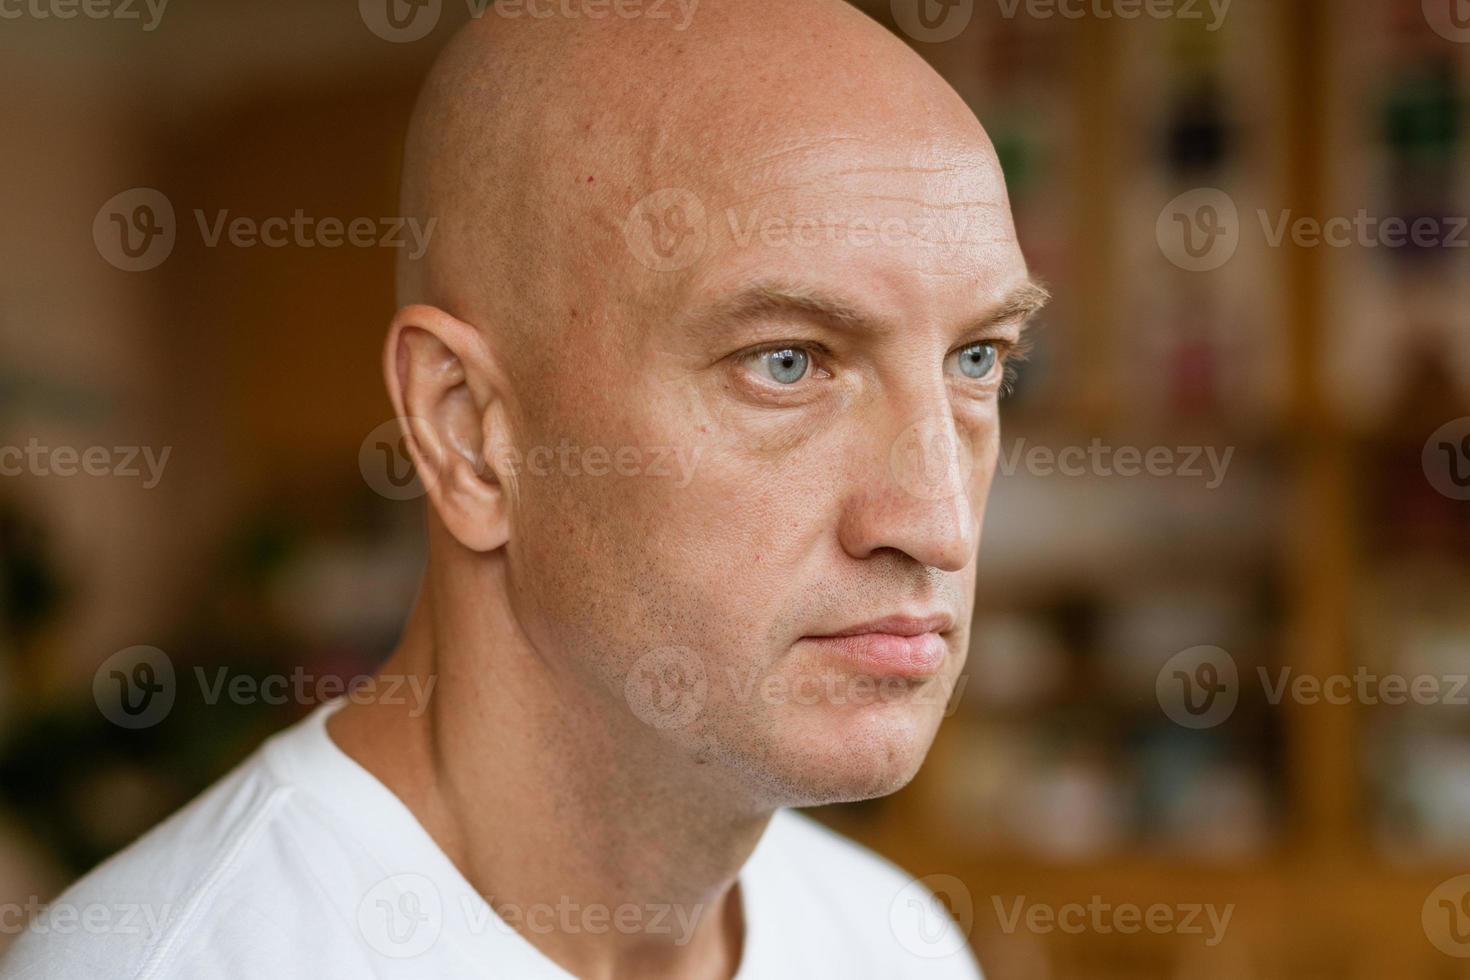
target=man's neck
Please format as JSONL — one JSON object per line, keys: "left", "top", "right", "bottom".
{"left": 327, "top": 553, "right": 771, "bottom": 980}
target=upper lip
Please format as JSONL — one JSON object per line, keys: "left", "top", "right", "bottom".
{"left": 813, "top": 613, "right": 955, "bottom": 639}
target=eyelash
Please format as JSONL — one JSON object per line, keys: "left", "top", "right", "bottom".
{"left": 994, "top": 335, "right": 1033, "bottom": 397}
{"left": 740, "top": 336, "right": 1031, "bottom": 395}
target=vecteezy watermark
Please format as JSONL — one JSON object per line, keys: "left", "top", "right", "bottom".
{"left": 1258, "top": 210, "right": 1470, "bottom": 252}
{"left": 360, "top": 418, "right": 431, "bottom": 501}
{"left": 623, "top": 647, "right": 969, "bottom": 730}
{"left": 887, "top": 426, "right": 1236, "bottom": 501}
{"left": 625, "top": 647, "right": 710, "bottom": 729}
{"left": 889, "top": 417, "right": 977, "bottom": 502}
{"left": 990, "top": 895, "right": 1234, "bottom": 947}
{"left": 0, "top": 439, "right": 171, "bottom": 488}
{"left": 93, "top": 646, "right": 176, "bottom": 729}
{"left": 1424, "top": 417, "right": 1470, "bottom": 502}
{"left": 0, "top": 897, "right": 172, "bottom": 941}
{"left": 1424, "top": 874, "right": 1470, "bottom": 958}
{"left": 622, "top": 188, "right": 987, "bottom": 274}
{"left": 93, "top": 646, "right": 437, "bottom": 728}
{"left": 1158, "top": 646, "right": 1470, "bottom": 730}
{"left": 493, "top": 441, "right": 702, "bottom": 488}
{"left": 356, "top": 874, "right": 705, "bottom": 959}
{"left": 0, "top": 0, "right": 168, "bottom": 31}
{"left": 1259, "top": 666, "right": 1469, "bottom": 708}
{"left": 359, "top": 418, "right": 704, "bottom": 502}
{"left": 891, "top": 0, "right": 975, "bottom": 43}
{"left": 489, "top": 898, "right": 702, "bottom": 946}
{"left": 93, "top": 188, "right": 176, "bottom": 272}
{"left": 1423, "top": 0, "right": 1470, "bottom": 44}
{"left": 890, "top": 874, "right": 974, "bottom": 960}
{"left": 723, "top": 209, "right": 979, "bottom": 254}
{"left": 194, "top": 667, "right": 437, "bottom": 717}
{"left": 1157, "top": 188, "right": 1241, "bottom": 272}
{"left": 998, "top": 438, "right": 1234, "bottom": 489}
{"left": 93, "top": 188, "right": 436, "bottom": 272}
{"left": 623, "top": 188, "right": 710, "bottom": 273}
{"left": 358, "top": 0, "right": 699, "bottom": 44}
{"left": 993, "top": 0, "right": 1231, "bottom": 32}
{"left": 358, "top": 874, "right": 443, "bottom": 958}
{"left": 1156, "top": 646, "right": 1239, "bottom": 730}
{"left": 1158, "top": 188, "right": 1470, "bottom": 272}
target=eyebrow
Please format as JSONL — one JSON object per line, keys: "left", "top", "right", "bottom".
{"left": 685, "top": 277, "right": 1051, "bottom": 341}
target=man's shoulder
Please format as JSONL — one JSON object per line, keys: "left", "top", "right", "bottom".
{"left": 0, "top": 731, "right": 326, "bottom": 980}
{"left": 753, "top": 810, "right": 983, "bottom": 978}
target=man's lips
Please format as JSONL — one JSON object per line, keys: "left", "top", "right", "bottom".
{"left": 799, "top": 613, "right": 954, "bottom": 678}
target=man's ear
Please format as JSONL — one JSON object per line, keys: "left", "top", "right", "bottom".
{"left": 383, "top": 304, "right": 513, "bottom": 553}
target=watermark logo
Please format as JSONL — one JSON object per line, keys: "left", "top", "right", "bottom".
{"left": 890, "top": 417, "right": 976, "bottom": 501}
{"left": 1156, "top": 645, "right": 1238, "bottom": 729}
{"left": 1157, "top": 188, "right": 1239, "bottom": 272}
{"left": 891, "top": 0, "right": 974, "bottom": 43}
{"left": 997, "top": 438, "right": 1234, "bottom": 488}
{"left": 890, "top": 874, "right": 974, "bottom": 959}
{"left": 0, "top": 440, "right": 172, "bottom": 487}
{"left": 1424, "top": 0, "right": 1470, "bottom": 43}
{"left": 194, "top": 668, "right": 437, "bottom": 716}
{"left": 94, "top": 190, "right": 435, "bottom": 272}
{"left": 358, "top": 874, "right": 443, "bottom": 958}
{"left": 625, "top": 653, "right": 968, "bottom": 730}
{"left": 1424, "top": 417, "right": 1470, "bottom": 501}
{"left": 1424, "top": 875, "right": 1470, "bottom": 958}
{"left": 992, "top": 895, "right": 1233, "bottom": 946}
{"left": 359, "top": 0, "right": 441, "bottom": 42}
{"left": 725, "top": 208, "right": 976, "bottom": 252}
{"left": 0, "top": 898, "right": 172, "bottom": 940}
{"left": 993, "top": 0, "right": 1231, "bottom": 31}
{"left": 360, "top": 418, "right": 434, "bottom": 501}
{"left": 360, "top": 0, "right": 698, "bottom": 41}
{"left": 1258, "top": 666, "right": 1468, "bottom": 707}
{"left": 624, "top": 647, "right": 708, "bottom": 729}
{"left": 624, "top": 188, "right": 708, "bottom": 273}
{"left": 493, "top": 440, "right": 702, "bottom": 487}
{"left": 490, "top": 0, "right": 699, "bottom": 27}
{"left": 94, "top": 188, "right": 176, "bottom": 272}
{"left": 93, "top": 646, "right": 176, "bottom": 729}
{"left": 1259, "top": 210, "right": 1469, "bottom": 252}
{"left": 94, "top": 650, "right": 435, "bottom": 726}
{"left": 1161, "top": 193, "right": 1470, "bottom": 267}
{"left": 0, "top": 0, "right": 169, "bottom": 31}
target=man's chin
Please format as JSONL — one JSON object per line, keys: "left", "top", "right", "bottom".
{"left": 734, "top": 703, "right": 944, "bottom": 808}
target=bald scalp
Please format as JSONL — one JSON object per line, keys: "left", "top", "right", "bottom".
{"left": 394, "top": 0, "right": 991, "bottom": 378}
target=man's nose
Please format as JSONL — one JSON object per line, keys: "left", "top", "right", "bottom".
{"left": 835, "top": 409, "right": 981, "bottom": 573}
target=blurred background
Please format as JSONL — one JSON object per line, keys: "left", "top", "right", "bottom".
{"left": 2, "top": 0, "right": 1468, "bottom": 976}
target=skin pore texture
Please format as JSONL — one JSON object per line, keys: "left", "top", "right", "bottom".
{"left": 327, "top": 1, "right": 1044, "bottom": 978}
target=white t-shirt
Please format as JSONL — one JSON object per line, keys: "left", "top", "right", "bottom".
{"left": 2, "top": 702, "right": 982, "bottom": 979}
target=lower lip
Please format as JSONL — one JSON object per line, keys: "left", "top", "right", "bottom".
{"left": 800, "top": 632, "right": 948, "bottom": 679}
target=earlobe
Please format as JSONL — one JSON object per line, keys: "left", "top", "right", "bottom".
{"left": 383, "top": 304, "right": 512, "bottom": 553}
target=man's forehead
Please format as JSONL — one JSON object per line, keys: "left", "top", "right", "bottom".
{"left": 688, "top": 144, "right": 1021, "bottom": 287}
{"left": 600, "top": 129, "right": 1029, "bottom": 348}
{"left": 701, "top": 128, "right": 1008, "bottom": 211}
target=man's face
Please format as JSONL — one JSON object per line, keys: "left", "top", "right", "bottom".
{"left": 500, "top": 126, "right": 1034, "bottom": 807}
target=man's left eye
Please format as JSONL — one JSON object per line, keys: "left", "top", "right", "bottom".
{"left": 947, "top": 341, "right": 999, "bottom": 380}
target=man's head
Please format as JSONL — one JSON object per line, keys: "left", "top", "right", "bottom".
{"left": 387, "top": 0, "right": 1043, "bottom": 809}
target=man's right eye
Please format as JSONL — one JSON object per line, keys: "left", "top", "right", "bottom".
{"left": 747, "top": 347, "right": 812, "bottom": 385}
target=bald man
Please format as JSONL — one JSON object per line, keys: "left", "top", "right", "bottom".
{"left": 8, "top": 1, "right": 1045, "bottom": 977}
